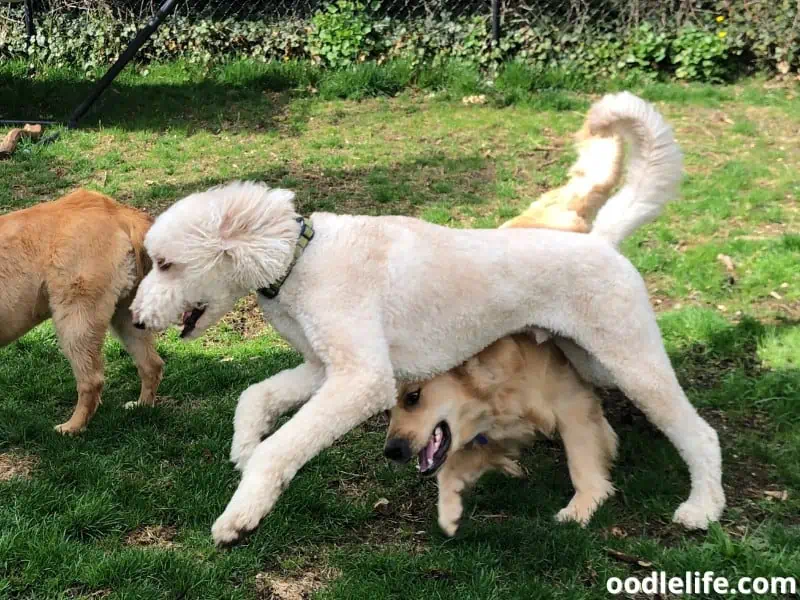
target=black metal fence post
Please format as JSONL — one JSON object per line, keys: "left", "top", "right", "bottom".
{"left": 23, "top": 0, "right": 35, "bottom": 53}
{"left": 491, "top": 0, "right": 501, "bottom": 45}
{"left": 67, "top": 0, "right": 179, "bottom": 128}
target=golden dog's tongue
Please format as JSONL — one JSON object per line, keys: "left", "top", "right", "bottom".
{"left": 418, "top": 425, "right": 443, "bottom": 472}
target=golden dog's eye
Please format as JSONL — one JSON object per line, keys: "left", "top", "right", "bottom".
{"left": 404, "top": 389, "right": 421, "bottom": 407}
{"left": 157, "top": 258, "right": 173, "bottom": 271}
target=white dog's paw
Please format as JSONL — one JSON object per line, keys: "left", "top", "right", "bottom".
{"left": 212, "top": 498, "right": 265, "bottom": 546}
{"left": 229, "top": 436, "right": 259, "bottom": 472}
{"left": 212, "top": 475, "right": 281, "bottom": 546}
{"left": 124, "top": 400, "right": 142, "bottom": 410}
{"left": 672, "top": 498, "right": 723, "bottom": 530}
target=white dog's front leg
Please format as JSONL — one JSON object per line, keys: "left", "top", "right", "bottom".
{"left": 212, "top": 367, "right": 395, "bottom": 546}
{"left": 230, "top": 361, "right": 325, "bottom": 472}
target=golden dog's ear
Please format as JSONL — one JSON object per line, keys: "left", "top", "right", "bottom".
{"left": 461, "top": 337, "right": 525, "bottom": 396}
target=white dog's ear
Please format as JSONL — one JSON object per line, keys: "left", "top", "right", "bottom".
{"left": 214, "top": 185, "right": 299, "bottom": 290}
{"left": 462, "top": 337, "right": 525, "bottom": 396}
{"left": 222, "top": 239, "right": 294, "bottom": 290}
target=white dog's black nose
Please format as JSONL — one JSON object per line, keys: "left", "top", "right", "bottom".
{"left": 133, "top": 321, "right": 146, "bottom": 330}
{"left": 383, "top": 438, "right": 412, "bottom": 463}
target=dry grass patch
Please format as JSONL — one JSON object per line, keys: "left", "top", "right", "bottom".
{"left": 256, "top": 566, "right": 341, "bottom": 600}
{"left": 124, "top": 525, "right": 178, "bottom": 549}
{"left": 220, "top": 294, "right": 271, "bottom": 339}
{"left": 0, "top": 451, "right": 38, "bottom": 482}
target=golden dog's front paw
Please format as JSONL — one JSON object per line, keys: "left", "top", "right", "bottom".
{"left": 54, "top": 421, "right": 85, "bottom": 435}
{"left": 438, "top": 515, "right": 460, "bottom": 537}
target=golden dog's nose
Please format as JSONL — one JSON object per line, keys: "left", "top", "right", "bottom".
{"left": 383, "top": 438, "right": 412, "bottom": 463}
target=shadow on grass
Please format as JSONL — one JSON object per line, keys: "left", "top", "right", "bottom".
{"left": 119, "top": 153, "right": 499, "bottom": 220}
{"left": 2, "top": 150, "right": 499, "bottom": 223}
{"left": 0, "top": 68, "right": 302, "bottom": 133}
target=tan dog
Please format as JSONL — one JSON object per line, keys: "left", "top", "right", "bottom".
{"left": 384, "top": 93, "right": 684, "bottom": 536}
{"left": 0, "top": 189, "right": 163, "bottom": 433}
{"left": 387, "top": 334, "right": 618, "bottom": 535}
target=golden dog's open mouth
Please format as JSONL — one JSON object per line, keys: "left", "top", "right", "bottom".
{"left": 418, "top": 421, "right": 451, "bottom": 476}
{"left": 180, "top": 304, "right": 207, "bottom": 338}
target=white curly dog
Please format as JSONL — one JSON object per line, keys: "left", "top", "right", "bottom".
{"left": 131, "top": 92, "right": 725, "bottom": 546}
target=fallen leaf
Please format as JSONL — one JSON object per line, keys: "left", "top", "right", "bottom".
{"left": 764, "top": 490, "right": 789, "bottom": 501}
{"left": 610, "top": 526, "right": 627, "bottom": 538}
{"left": 606, "top": 548, "right": 653, "bottom": 568}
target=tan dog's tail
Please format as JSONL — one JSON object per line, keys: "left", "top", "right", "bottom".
{"left": 118, "top": 205, "right": 154, "bottom": 281}
{"left": 586, "top": 92, "right": 683, "bottom": 247}
{"left": 500, "top": 126, "right": 623, "bottom": 233}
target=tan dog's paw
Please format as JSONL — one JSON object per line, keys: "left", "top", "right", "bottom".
{"left": 54, "top": 421, "right": 86, "bottom": 435}
{"left": 556, "top": 486, "right": 614, "bottom": 526}
{"left": 438, "top": 514, "right": 460, "bottom": 537}
{"left": 555, "top": 504, "right": 592, "bottom": 526}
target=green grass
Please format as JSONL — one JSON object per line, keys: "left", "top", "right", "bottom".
{"left": 1, "top": 60, "right": 799, "bottom": 599}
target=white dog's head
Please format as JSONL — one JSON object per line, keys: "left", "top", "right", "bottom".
{"left": 131, "top": 181, "right": 300, "bottom": 339}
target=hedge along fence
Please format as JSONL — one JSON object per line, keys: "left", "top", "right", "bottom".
{"left": 0, "top": 0, "right": 798, "bottom": 82}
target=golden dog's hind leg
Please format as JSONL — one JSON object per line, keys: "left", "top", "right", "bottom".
{"left": 111, "top": 302, "right": 164, "bottom": 410}
{"left": 51, "top": 303, "right": 111, "bottom": 435}
{"left": 554, "top": 389, "right": 618, "bottom": 525}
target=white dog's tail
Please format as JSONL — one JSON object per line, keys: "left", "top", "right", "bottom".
{"left": 587, "top": 92, "right": 683, "bottom": 247}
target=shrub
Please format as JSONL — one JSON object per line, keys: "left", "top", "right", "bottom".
{"left": 0, "top": 0, "right": 796, "bottom": 82}
{"left": 671, "top": 25, "right": 733, "bottom": 82}
{"left": 307, "top": 0, "right": 389, "bottom": 68}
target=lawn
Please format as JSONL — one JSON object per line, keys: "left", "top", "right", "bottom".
{"left": 1, "top": 62, "right": 799, "bottom": 599}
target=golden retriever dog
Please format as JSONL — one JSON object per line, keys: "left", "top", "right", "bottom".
{"left": 0, "top": 189, "right": 163, "bottom": 434}
{"left": 388, "top": 334, "right": 619, "bottom": 535}
{"left": 384, "top": 93, "right": 684, "bottom": 536}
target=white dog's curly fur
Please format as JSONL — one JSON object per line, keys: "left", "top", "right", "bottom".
{"left": 131, "top": 92, "right": 725, "bottom": 546}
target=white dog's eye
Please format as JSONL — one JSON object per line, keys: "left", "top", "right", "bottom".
{"left": 156, "top": 258, "right": 173, "bottom": 271}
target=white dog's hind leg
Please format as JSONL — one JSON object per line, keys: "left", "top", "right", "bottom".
{"left": 230, "top": 361, "right": 326, "bottom": 472}
{"left": 212, "top": 364, "right": 395, "bottom": 546}
{"left": 578, "top": 329, "right": 724, "bottom": 529}
{"left": 553, "top": 337, "right": 617, "bottom": 388}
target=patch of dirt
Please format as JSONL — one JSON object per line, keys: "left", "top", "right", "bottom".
{"left": 124, "top": 525, "right": 178, "bottom": 549}
{"left": 220, "top": 294, "right": 270, "bottom": 339}
{"left": 255, "top": 567, "right": 340, "bottom": 600}
{"left": 65, "top": 588, "right": 112, "bottom": 599}
{"left": 730, "top": 220, "right": 796, "bottom": 241}
{"left": 0, "top": 452, "right": 38, "bottom": 482}
{"left": 703, "top": 408, "right": 798, "bottom": 526}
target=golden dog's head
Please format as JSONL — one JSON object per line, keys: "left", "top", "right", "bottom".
{"left": 383, "top": 337, "right": 525, "bottom": 475}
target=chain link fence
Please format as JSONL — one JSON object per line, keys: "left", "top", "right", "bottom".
{"left": 6, "top": 0, "right": 713, "bottom": 32}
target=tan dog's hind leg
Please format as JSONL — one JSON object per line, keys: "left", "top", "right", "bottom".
{"left": 111, "top": 303, "right": 164, "bottom": 409}
{"left": 51, "top": 304, "right": 110, "bottom": 434}
{"left": 555, "top": 389, "right": 618, "bottom": 525}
